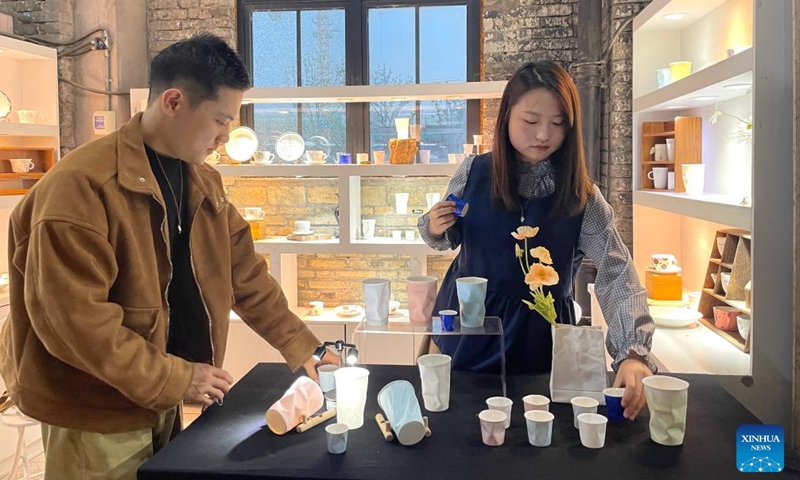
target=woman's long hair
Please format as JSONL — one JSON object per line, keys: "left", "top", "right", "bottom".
{"left": 491, "top": 61, "right": 592, "bottom": 217}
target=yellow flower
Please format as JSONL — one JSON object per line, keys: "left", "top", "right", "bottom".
{"left": 511, "top": 226, "right": 539, "bottom": 240}
{"left": 515, "top": 244, "right": 523, "bottom": 258}
{"left": 530, "top": 246, "right": 553, "bottom": 265}
{"left": 525, "top": 264, "right": 559, "bottom": 287}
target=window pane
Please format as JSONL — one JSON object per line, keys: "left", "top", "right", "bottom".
{"left": 254, "top": 104, "right": 298, "bottom": 154}
{"left": 369, "top": 101, "right": 416, "bottom": 156}
{"left": 420, "top": 99, "right": 467, "bottom": 162}
{"left": 300, "top": 10, "right": 346, "bottom": 87}
{"left": 252, "top": 11, "right": 297, "bottom": 87}
{"left": 420, "top": 6, "right": 467, "bottom": 84}
{"left": 302, "top": 103, "right": 346, "bottom": 159}
{"left": 369, "top": 7, "right": 415, "bottom": 85}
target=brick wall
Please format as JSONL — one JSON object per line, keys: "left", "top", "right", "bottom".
{"left": 147, "top": 0, "right": 235, "bottom": 59}
{"left": 0, "top": 0, "right": 76, "bottom": 155}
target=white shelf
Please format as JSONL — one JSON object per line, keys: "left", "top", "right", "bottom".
{"left": 633, "top": 190, "right": 751, "bottom": 230}
{"left": 651, "top": 322, "right": 750, "bottom": 375}
{"left": 0, "top": 195, "right": 22, "bottom": 209}
{"left": 633, "top": 0, "right": 731, "bottom": 33}
{"left": 633, "top": 48, "right": 753, "bottom": 113}
{"left": 0, "top": 36, "right": 57, "bottom": 61}
{"left": 215, "top": 163, "right": 458, "bottom": 178}
{"left": 243, "top": 81, "right": 507, "bottom": 104}
{"left": 0, "top": 123, "right": 59, "bottom": 138}
{"left": 253, "top": 237, "right": 451, "bottom": 256}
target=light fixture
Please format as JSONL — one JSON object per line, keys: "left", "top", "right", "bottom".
{"left": 663, "top": 12, "right": 687, "bottom": 21}
{"left": 312, "top": 344, "right": 327, "bottom": 362}
{"left": 346, "top": 347, "right": 359, "bottom": 365}
{"left": 690, "top": 95, "right": 719, "bottom": 101}
{"left": 391, "top": 97, "right": 408, "bottom": 102}
{"left": 278, "top": 110, "right": 290, "bottom": 115}
{"left": 224, "top": 126, "right": 259, "bottom": 163}
{"left": 666, "top": 105, "right": 689, "bottom": 110}
{"left": 724, "top": 83, "right": 752, "bottom": 90}
{"left": 446, "top": 95, "right": 463, "bottom": 100}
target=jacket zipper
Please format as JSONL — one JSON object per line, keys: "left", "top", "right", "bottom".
{"left": 188, "top": 200, "right": 215, "bottom": 366}
{"left": 151, "top": 193, "right": 174, "bottom": 348}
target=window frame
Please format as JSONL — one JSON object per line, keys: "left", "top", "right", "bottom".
{"left": 237, "top": 0, "right": 481, "bottom": 154}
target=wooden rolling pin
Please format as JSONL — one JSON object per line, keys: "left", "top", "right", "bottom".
{"left": 295, "top": 408, "right": 336, "bottom": 433}
{"left": 375, "top": 413, "right": 394, "bottom": 441}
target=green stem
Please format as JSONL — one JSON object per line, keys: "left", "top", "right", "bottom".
{"left": 524, "top": 238, "right": 530, "bottom": 271}
{"left": 518, "top": 255, "right": 527, "bottom": 277}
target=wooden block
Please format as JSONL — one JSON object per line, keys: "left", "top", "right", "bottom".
{"left": 645, "top": 270, "right": 682, "bottom": 301}
{"left": 286, "top": 233, "right": 334, "bottom": 241}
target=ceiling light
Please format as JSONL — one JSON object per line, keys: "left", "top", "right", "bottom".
{"left": 724, "top": 83, "right": 752, "bottom": 90}
{"left": 663, "top": 13, "right": 687, "bottom": 21}
{"left": 446, "top": 95, "right": 463, "bottom": 100}
{"left": 690, "top": 96, "right": 719, "bottom": 101}
{"left": 666, "top": 105, "right": 689, "bottom": 110}
{"left": 278, "top": 110, "right": 290, "bottom": 114}
{"left": 391, "top": 97, "right": 408, "bottom": 101}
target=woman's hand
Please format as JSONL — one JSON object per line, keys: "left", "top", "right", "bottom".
{"left": 613, "top": 354, "right": 654, "bottom": 420}
{"left": 428, "top": 201, "right": 458, "bottom": 237}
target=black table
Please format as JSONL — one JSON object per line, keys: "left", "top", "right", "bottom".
{"left": 139, "top": 364, "right": 786, "bottom": 479}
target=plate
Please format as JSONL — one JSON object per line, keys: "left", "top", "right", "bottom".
{"left": 291, "top": 230, "right": 315, "bottom": 236}
{"left": 0, "top": 91, "right": 11, "bottom": 120}
{"left": 224, "top": 126, "right": 259, "bottom": 163}
{"left": 335, "top": 305, "right": 364, "bottom": 317}
{"left": 645, "top": 265, "right": 682, "bottom": 274}
{"left": 649, "top": 306, "right": 702, "bottom": 328}
{"left": 276, "top": 132, "right": 305, "bottom": 163}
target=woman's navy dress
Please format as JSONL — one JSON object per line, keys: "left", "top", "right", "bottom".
{"left": 433, "top": 153, "right": 585, "bottom": 374}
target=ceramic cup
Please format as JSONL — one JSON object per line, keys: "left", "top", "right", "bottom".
{"left": 417, "top": 354, "right": 451, "bottom": 412}
{"left": 486, "top": 396, "right": 513, "bottom": 429}
{"left": 642, "top": 375, "right": 689, "bottom": 446}
{"left": 294, "top": 220, "right": 311, "bottom": 233}
{"left": 479, "top": 409, "right": 507, "bottom": 446}
{"left": 333, "top": 367, "right": 370, "bottom": 430}
{"left": 426, "top": 192, "right": 441, "bottom": 210}
{"left": 394, "top": 118, "right": 410, "bottom": 139}
{"left": 372, "top": 150, "right": 386, "bottom": 165}
{"left": 439, "top": 309, "right": 457, "bottom": 331}
{"left": 337, "top": 152, "right": 352, "bottom": 164}
{"left": 244, "top": 207, "right": 266, "bottom": 220}
{"left": 265, "top": 376, "right": 324, "bottom": 435}
{"left": 326, "top": 423, "right": 349, "bottom": 454}
{"left": 307, "top": 301, "right": 324, "bottom": 316}
{"left": 305, "top": 150, "right": 327, "bottom": 164}
{"left": 681, "top": 164, "right": 705, "bottom": 196}
{"left": 356, "top": 153, "right": 369, "bottom": 165}
{"left": 377, "top": 380, "right": 426, "bottom": 446}
{"left": 362, "top": 219, "right": 376, "bottom": 239}
{"left": 456, "top": 277, "right": 488, "bottom": 328}
{"left": 667, "top": 172, "right": 675, "bottom": 190}
{"left": 652, "top": 144, "right": 668, "bottom": 161}
{"left": 407, "top": 275, "right": 437, "bottom": 325}
{"left": 446, "top": 193, "right": 469, "bottom": 217}
{"left": 419, "top": 150, "right": 431, "bottom": 164}
{"left": 571, "top": 396, "right": 599, "bottom": 429}
{"left": 16, "top": 109, "right": 43, "bottom": 124}
{"left": 395, "top": 193, "right": 410, "bottom": 214}
{"left": 669, "top": 61, "right": 692, "bottom": 82}
{"left": 525, "top": 410, "right": 554, "bottom": 447}
{"left": 578, "top": 413, "right": 608, "bottom": 449}
{"left": 651, "top": 253, "right": 678, "bottom": 271}
{"left": 522, "top": 394, "right": 550, "bottom": 412}
{"left": 8, "top": 158, "right": 34, "bottom": 173}
{"left": 656, "top": 68, "right": 671, "bottom": 88}
{"left": 409, "top": 124, "right": 421, "bottom": 141}
{"left": 648, "top": 167, "right": 669, "bottom": 189}
{"left": 253, "top": 150, "right": 275, "bottom": 164}
{"left": 317, "top": 364, "right": 338, "bottom": 393}
{"left": 204, "top": 151, "right": 221, "bottom": 165}
{"left": 363, "top": 278, "right": 391, "bottom": 326}
{"left": 666, "top": 139, "right": 676, "bottom": 161}
{"left": 603, "top": 387, "right": 625, "bottom": 422}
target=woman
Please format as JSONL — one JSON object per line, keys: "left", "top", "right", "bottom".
{"left": 418, "top": 61, "right": 655, "bottom": 420}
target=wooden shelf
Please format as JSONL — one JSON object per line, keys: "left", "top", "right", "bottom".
{"left": 642, "top": 161, "right": 675, "bottom": 165}
{"left": 702, "top": 289, "right": 750, "bottom": 316}
{"left": 0, "top": 173, "right": 44, "bottom": 180}
{"left": 639, "top": 117, "right": 701, "bottom": 193}
{"left": 698, "top": 317, "right": 748, "bottom": 353}
{"left": 0, "top": 189, "right": 29, "bottom": 196}
{"left": 643, "top": 131, "right": 675, "bottom": 138}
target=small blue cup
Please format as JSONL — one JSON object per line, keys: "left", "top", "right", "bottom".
{"left": 446, "top": 194, "right": 469, "bottom": 217}
{"left": 439, "top": 310, "right": 457, "bottom": 331}
{"left": 338, "top": 153, "right": 352, "bottom": 164}
{"left": 603, "top": 387, "right": 625, "bottom": 422}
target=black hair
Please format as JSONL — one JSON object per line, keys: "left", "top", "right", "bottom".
{"left": 148, "top": 33, "right": 251, "bottom": 107}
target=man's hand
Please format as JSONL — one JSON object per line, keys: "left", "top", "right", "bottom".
{"left": 183, "top": 363, "right": 234, "bottom": 406}
{"left": 303, "top": 348, "right": 340, "bottom": 382}
{"left": 613, "top": 353, "right": 654, "bottom": 420}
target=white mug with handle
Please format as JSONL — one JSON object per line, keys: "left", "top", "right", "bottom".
{"left": 9, "top": 158, "right": 34, "bottom": 173}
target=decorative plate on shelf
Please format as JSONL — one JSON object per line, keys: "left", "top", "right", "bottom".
{"left": 275, "top": 132, "right": 305, "bottom": 163}
{"left": 224, "top": 126, "right": 259, "bottom": 163}
{"left": 334, "top": 305, "right": 364, "bottom": 317}
{"left": 0, "top": 90, "right": 11, "bottom": 120}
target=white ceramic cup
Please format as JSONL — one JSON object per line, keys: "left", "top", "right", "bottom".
{"left": 426, "top": 192, "right": 441, "bottom": 210}
{"left": 363, "top": 278, "right": 391, "bottom": 326}
{"left": 648, "top": 167, "right": 669, "bottom": 189}
{"left": 577, "top": 413, "right": 608, "bottom": 449}
{"left": 372, "top": 150, "right": 386, "bottom": 165}
{"left": 244, "top": 207, "right": 266, "bottom": 220}
{"left": 571, "top": 396, "right": 599, "bottom": 429}
{"left": 525, "top": 410, "right": 554, "bottom": 447}
{"left": 667, "top": 171, "right": 675, "bottom": 190}
{"left": 522, "top": 394, "right": 550, "bottom": 412}
{"left": 462, "top": 143, "right": 474, "bottom": 155}
{"left": 486, "top": 396, "right": 513, "bottom": 429}
{"left": 651, "top": 253, "right": 677, "bottom": 271}
{"left": 391, "top": 230, "right": 402, "bottom": 241}
{"left": 666, "top": 138, "right": 676, "bottom": 161}
{"left": 419, "top": 150, "right": 431, "bottom": 164}
{"left": 394, "top": 118, "right": 410, "bottom": 139}
{"left": 307, "top": 301, "right": 324, "bottom": 316}
{"left": 362, "top": 219, "right": 376, "bottom": 239}
{"left": 317, "top": 364, "right": 338, "bottom": 393}
{"left": 642, "top": 375, "right": 689, "bottom": 446}
{"left": 294, "top": 220, "right": 311, "bottom": 233}
{"left": 326, "top": 423, "right": 349, "bottom": 454}
{"left": 9, "top": 158, "right": 34, "bottom": 173}
{"left": 417, "top": 354, "right": 451, "bottom": 412}
{"left": 478, "top": 409, "right": 507, "bottom": 446}
{"left": 448, "top": 153, "right": 458, "bottom": 164}
{"left": 253, "top": 150, "right": 275, "bottom": 164}
{"left": 204, "top": 151, "right": 221, "bottom": 165}
{"left": 395, "top": 192, "right": 409, "bottom": 214}
{"left": 405, "top": 230, "right": 415, "bottom": 242}
{"left": 357, "top": 153, "right": 369, "bottom": 165}
{"left": 333, "top": 367, "right": 370, "bottom": 430}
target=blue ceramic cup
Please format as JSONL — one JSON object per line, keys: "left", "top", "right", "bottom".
{"left": 338, "top": 153, "right": 352, "bottom": 164}
{"left": 445, "top": 193, "right": 469, "bottom": 217}
{"left": 439, "top": 310, "right": 457, "bottom": 331}
{"left": 603, "top": 387, "right": 625, "bottom": 422}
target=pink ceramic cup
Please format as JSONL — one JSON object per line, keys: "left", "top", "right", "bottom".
{"left": 266, "top": 376, "right": 324, "bottom": 435}
{"left": 407, "top": 276, "right": 438, "bottom": 324}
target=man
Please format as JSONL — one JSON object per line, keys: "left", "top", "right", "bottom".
{"left": 0, "top": 33, "right": 327, "bottom": 479}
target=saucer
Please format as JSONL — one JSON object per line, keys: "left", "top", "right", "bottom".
{"left": 335, "top": 305, "right": 364, "bottom": 317}
{"left": 291, "top": 229, "right": 315, "bottom": 236}
{"left": 645, "top": 265, "right": 682, "bottom": 274}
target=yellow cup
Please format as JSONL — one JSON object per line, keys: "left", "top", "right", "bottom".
{"left": 669, "top": 61, "right": 692, "bottom": 82}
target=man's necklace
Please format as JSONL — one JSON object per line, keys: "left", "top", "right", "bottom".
{"left": 154, "top": 152, "right": 183, "bottom": 235}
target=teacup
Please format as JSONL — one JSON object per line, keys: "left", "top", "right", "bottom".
{"left": 253, "top": 150, "right": 275, "bottom": 165}
{"left": 306, "top": 150, "right": 327, "bottom": 164}
{"left": 295, "top": 220, "right": 312, "bottom": 233}
{"left": 204, "top": 151, "right": 221, "bottom": 165}
{"left": 307, "top": 301, "right": 324, "bottom": 316}
{"left": 9, "top": 158, "right": 34, "bottom": 173}
{"left": 651, "top": 253, "right": 677, "bottom": 271}
{"left": 244, "top": 207, "right": 266, "bottom": 220}
{"left": 16, "top": 110, "right": 44, "bottom": 124}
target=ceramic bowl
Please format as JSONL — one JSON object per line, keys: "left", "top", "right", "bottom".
{"left": 713, "top": 306, "right": 739, "bottom": 331}
{"left": 720, "top": 272, "right": 731, "bottom": 293}
{"left": 737, "top": 314, "right": 751, "bottom": 341}
{"left": 649, "top": 306, "right": 702, "bottom": 328}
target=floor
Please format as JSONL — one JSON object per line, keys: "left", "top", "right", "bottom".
{"left": 1, "top": 403, "right": 204, "bottom": 480}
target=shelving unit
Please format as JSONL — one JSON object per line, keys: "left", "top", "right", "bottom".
{"left": 639, "top": 117, "right": 701, "bottom": 192}
{"left": 631, "top": 0, "right": 793, "bottom": 428}
{"left": 697, "top": 229, "right": 751, "bottom": 352}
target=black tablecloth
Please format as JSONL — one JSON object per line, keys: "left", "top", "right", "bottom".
{"left": 139, "top": 363, "right": 781, "bottom": 480}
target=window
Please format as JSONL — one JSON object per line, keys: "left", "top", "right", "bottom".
{"left": 238, "top": 0, "right": 480, "bottom": 158}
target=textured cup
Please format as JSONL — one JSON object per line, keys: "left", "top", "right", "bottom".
{"left": 417, "top": 354, "right": 451, "bottom": 412}
{"left": 407, "top": 276, "right": 437, "bottom": 324}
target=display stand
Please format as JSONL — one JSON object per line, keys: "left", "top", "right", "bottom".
{"left": 352, "top": 316, "right": 506, "bottom": 397}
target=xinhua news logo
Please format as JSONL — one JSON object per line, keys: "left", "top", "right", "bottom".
{"left": 737, "top": 425, "right": 784, "bottom": 473}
